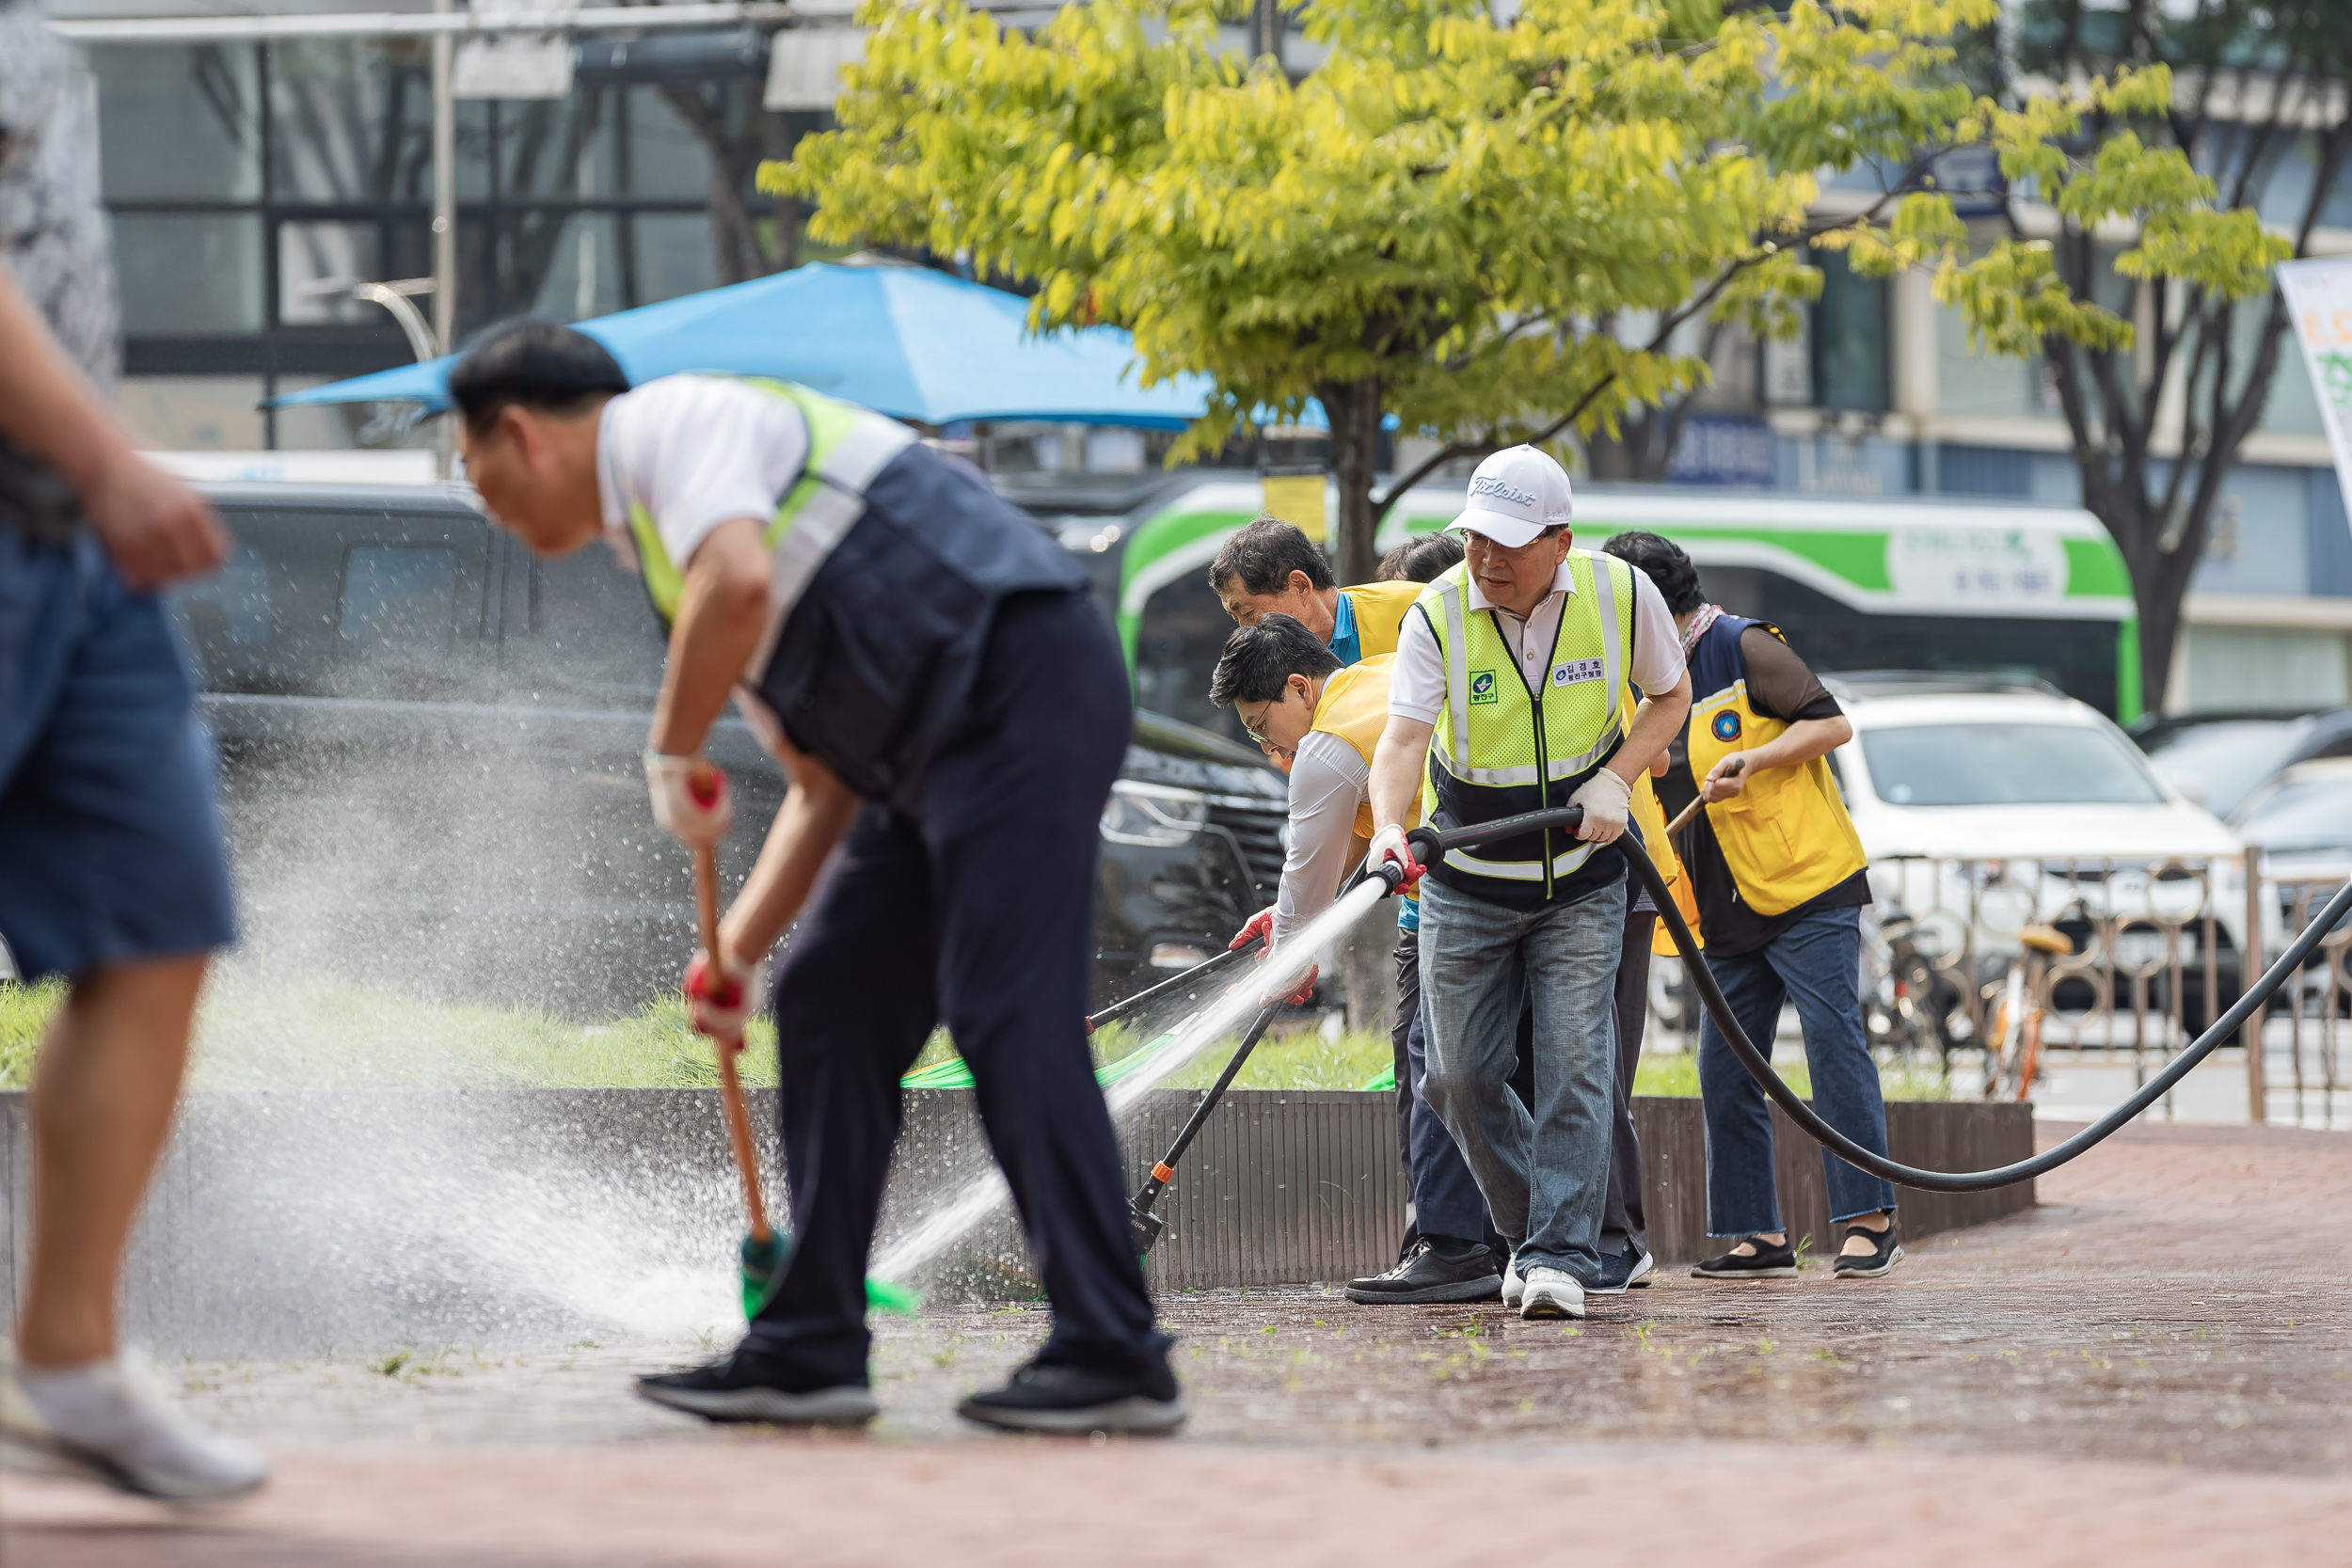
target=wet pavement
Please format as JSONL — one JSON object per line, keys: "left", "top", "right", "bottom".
{"left": 8, "top": 1117, "right": 2350, "bottom": 1564}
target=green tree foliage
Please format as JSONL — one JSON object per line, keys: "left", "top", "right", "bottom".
{"left": 765, "top": 0, "right": 2289, "bottom": 638}
{"left": 1965, "top": 1, "right": 2347, "bottom": 711}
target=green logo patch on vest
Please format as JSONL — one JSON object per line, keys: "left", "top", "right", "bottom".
{"left": 1469, "top": 670, "right": 1499, "bottom": 705}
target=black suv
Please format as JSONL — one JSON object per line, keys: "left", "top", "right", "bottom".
{"left": 174, "top": 482, "right": 1285, "bottom": 1017}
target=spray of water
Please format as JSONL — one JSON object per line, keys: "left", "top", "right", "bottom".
{"left": 867, "top": 876, "right": 1393, "bottom": 1283}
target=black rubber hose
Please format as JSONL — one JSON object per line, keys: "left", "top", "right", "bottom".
{"left": 1416, "top": 806, "right": 2352, "bottom": 1193}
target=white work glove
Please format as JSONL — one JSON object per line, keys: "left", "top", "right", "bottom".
{"left": 1365, "top": 824, "right": 1422, "bottom": 891}
{"left": 644, "top": 751, "right": 734, "bottom": 847}
{"left": 684, "top": 947, "right": 758, "bottom": 1046}
{"left": 1569, "top": 768, "right": 1632, "bottom": 844}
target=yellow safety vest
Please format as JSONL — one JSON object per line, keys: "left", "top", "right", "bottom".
{"left": 622, "top": 376, "right": 915, "bottom": 628}
{"left": 1686, "top": 619, "right": 1867, "bottom": 917}
{"left": 1339, "top": 580, "right": 1423, "bottom": 660}
{"left": 1310, "top": 653, "right": 1395, "bottom": 839}
{"left": 1415, "top": 552, "right": 1634, "bottom": 906}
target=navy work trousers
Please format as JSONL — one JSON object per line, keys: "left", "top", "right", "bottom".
{"left": 747, "top": 589, "right": 1169, "bottom": 1385}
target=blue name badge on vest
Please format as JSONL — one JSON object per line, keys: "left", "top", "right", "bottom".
{"left": 1550, "top": 657, "right": 1605, "bottom": 688}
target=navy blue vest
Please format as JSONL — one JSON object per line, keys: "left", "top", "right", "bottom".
{"left": 752, "top": 446, "right": 1085, "bottom": 808}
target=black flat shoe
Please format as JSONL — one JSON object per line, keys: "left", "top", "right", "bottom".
{"left": 1345, "top": 1239, "right": 1503, "bottom": 1305}
{"left": 1834, "top": 1220, "right": 1904, "bottom": 1278}
{"left": 1692, "top": 1235, "right": 1798, "bottom": 1279}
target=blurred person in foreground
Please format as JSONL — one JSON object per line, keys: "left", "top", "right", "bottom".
{"left": 449, "top": 323, "right": 1181, "bottom": 1433}
{"left": 1600, "top": 531, "right": 1900, "bottom": 1280}
{"left": 0, "top": 0, "right": 262, "bottom": 1501}
{"left": 1364, "top": 448, "right": 1690, "bottom": 1321}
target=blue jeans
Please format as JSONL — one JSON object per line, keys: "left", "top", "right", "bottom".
{"left": 1417, "top": 872, "right": 1625, "bottom": 1285}
{"left": 1695, "top": 904, "right": 1897, "bottom": 1236}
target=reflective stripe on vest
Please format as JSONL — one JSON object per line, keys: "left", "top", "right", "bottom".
{"left": 1414, "top": 551, "right": 1634, "bottom": 893}
{"left": 1310, "top": 653, "right": 1393, "bottom": 839}
{"left": 624, "top": 377, "right": 916, "bottom": 644}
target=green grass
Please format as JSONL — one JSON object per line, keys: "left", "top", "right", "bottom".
{"left": 0, "top": 975, "right": 775, "bottom": 1092}
{"left": 1151, "top": 1026, "right": 1395, "bottom": 1092}
{"left": 0, "top": 979, "right": 66, "bottom": 1090}
{"left": 0, "top": 975, "right": 1947, "bottom": 1101}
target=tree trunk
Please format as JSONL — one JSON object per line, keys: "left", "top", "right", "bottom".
{"left": 1321, "top": 376, "right": 1383, "bottom": 586}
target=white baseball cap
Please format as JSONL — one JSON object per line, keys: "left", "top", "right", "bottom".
{"left": 1448, "top": 445, "right": 1574, "bottom": 548}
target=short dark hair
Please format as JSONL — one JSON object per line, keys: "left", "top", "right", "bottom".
{"left": 1210, "top": 515, "right": 1334, "bottom": 598}
{"left": 1375, "top": 531, "right": 1466, "bottom": 584}
{"left": 1600, "top": 530, "right": 1704, "bottom": 616}
{"left": 1208, "top": 613, "right": 1343, "bottom": 708}
{"left": 448, "top": 320, "right": 630, "bottom": 435}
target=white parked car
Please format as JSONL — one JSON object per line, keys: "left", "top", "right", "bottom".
{"left": 1821, "top": 674, "right": 2259, "bottom": 1043}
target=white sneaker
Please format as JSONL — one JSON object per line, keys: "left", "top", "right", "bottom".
{"left": 1518, "top": 1266, "right": 1586, "bottom": 1321}
{"left": 1, "top": 1345, "right": 266, "bottom": 1502}
{"left": 1500, "top": 1250, "right": 1523, "bottom": 1308}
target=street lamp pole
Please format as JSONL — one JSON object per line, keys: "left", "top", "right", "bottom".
{"left": 431, "top": 0, "right": 458, "bottom": 477}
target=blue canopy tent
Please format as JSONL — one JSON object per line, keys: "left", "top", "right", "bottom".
{"left": 265, "top": 261, "right": 1222, "bottom": 429}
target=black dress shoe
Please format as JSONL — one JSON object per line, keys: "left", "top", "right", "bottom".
{"left": 1691, "top": 1235, "right": 1798, "bottom": 1279}
{"left": 958, "top": 1355, "right": 1186, "bottom": 1434}
{"left": 635, "top": 1344, "right": 877, "bottom": 1425}
{"left": 1345, "top": 1238, "right": 1503, "bottom": 1305}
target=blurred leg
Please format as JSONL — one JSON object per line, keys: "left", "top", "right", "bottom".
{"left": 18, "top": 956, "right": 205, "bottom": 1367}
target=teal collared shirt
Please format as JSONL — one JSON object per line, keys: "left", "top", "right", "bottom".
{"left": 1327, "top": 589, "right": 1362, "bottom": 668}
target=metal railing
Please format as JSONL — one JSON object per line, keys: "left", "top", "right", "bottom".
{"left": 1642, "top": 851, "right": 2347, "bottom": 1128}
{"left": 2253, "top": 861, "right": 2351, "bottom": 1130}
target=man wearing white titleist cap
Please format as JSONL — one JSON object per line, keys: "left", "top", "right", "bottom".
{"left": 1364, "top": 445, "right": 1689, "bottom": 1323}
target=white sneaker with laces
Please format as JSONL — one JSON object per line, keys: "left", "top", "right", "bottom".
{"left": 1518, "top": 1266, "right": 1586, "bottom": 1321}
{"left": 1, "top": 1345, "right": 266, "bottom": 1502}
{"left": 1500, "top": 1250, "right": 1523, "bottom": 1308}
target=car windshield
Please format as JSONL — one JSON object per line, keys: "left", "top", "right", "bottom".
{"left": 2137, "top": 719, "right": 2302, "bottom": 816}
{"left": 2231, "top": 776, "right": 2352, "bottom": 852}
{"left": 1862, "top": 722, "right": 2168, "bottom": 806}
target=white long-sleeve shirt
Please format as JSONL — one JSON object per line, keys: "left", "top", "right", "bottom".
{"left": 1270, "top": 729, "right": 1372, "bottom": 955}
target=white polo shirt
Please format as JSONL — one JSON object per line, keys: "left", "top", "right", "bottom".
{"left": 1389, "top": 556, "right": 1685, "bottom": 721}
{"left": 596, "top": 375, "right": 811, "bottom": 573}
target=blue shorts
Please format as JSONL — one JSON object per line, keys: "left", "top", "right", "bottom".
{"left": 0, "top": 529, "right": 235, "bottom": 982}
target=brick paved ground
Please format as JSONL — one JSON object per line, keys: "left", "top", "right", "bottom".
{"left": 7, "top": 1118, "right": 2349, "bottom": 1565}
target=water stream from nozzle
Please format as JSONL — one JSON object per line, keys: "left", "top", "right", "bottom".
{"left": 866, "top": 876, "right": 1393, "bottom": 1284}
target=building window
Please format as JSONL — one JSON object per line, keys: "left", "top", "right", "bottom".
{"left": 1810, "top": 251, "right": 1889, "bottom": 413}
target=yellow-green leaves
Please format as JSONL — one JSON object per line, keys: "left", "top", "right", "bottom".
{"left": 755, "top": 0, "right": 2282, "bottom": 500}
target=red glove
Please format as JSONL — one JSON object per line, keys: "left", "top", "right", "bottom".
{"left": 1282, "top": 963, "right": 1318, "bottom": 1006}
{"left": 1230, "top": 908, "right": 1275, "bottom": 952}
{"left": 684, "top": 949, "right": 755, "bottom": 1046}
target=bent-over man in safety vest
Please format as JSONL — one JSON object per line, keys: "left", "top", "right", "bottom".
{"left": 451, "top": 322, "right": 1181, "bottom": 1433}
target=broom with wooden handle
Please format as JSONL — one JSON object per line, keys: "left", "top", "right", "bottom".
{"left": 685, "top": 770, "right": 918, "bottom": 1320}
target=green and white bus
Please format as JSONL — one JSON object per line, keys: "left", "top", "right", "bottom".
{"left": 1113, "top": 481, "right": 2141, "bottom": 739}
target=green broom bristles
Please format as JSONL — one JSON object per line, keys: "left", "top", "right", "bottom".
{"left": 739, "top": 1230, "right": 922, "bottom": 1319}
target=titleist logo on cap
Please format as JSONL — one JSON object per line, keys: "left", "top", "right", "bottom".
{"left": 1470, "top": 476, "right": 1536, "bottom": 507}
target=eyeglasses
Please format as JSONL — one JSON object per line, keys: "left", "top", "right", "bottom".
{"left": 1239, "top": 699, "right": 1294, "bottom": 760}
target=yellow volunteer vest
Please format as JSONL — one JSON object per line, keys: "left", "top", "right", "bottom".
{"left": 1686, "top": 621, "right": 1867, "bottom": 918}
{"left": 1339, "top": 580, "right": 1423, "bottom": 660}
{"left": 1310, "top": 653, "right": 1395, "bottom": 839}
{"left": 1416, "top": 551, "right": 1634, "bottom": 904}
